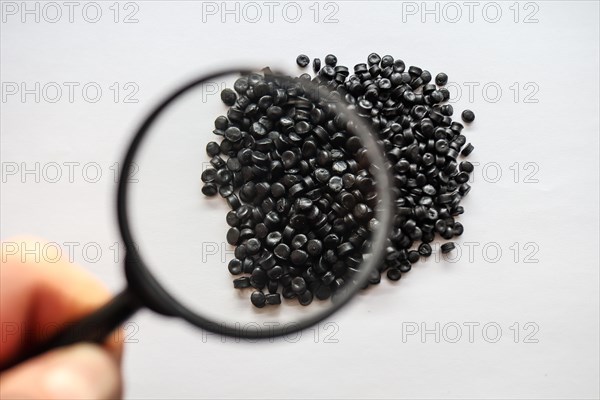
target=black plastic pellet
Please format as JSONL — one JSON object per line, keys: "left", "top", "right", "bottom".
{"left": 210, "top": 156, "right": 226, "bottom": 169}
{"left": 266, "top": 231, "right": 283, "bottom": 248}
{"left": 456, "top": 172, "right": 469, "bottom": 184}
{"left": 281, "top": 150, "right": 298, "bottom": 169}
{"left": 201, "top": 168, "right": 217, "bottom": 183}
{"left": 407, "top": 250, "right": 420, "bottom": 264}
{"left": 267, "top": 265, "right": 284, "bottom": 280}
{"left": 226, "top": 194, "right": 241, "bottom": 210}
{"left": 206, "top": 142, "right": 221, "bottom": 157}
{"left": 441, "top": 242, "right": 456, "bottom": 254}
{"left": 297, "top": 198, "right": 313, "bottom": 211}
{"left": 259, "top": 252, "right": 277, "bottom": 270}
{"left": 223, "top": 127, "right": 241, "bottom": 142}
{"left": 461, "top": 109, "right": 475, "bottom": 123}
{"left": 272, "top": 243, "right": 290, "bottom": 260}
{"left": 435, "top": 72, "right": 448, "bottom": 86}
{"left": 220, "top": 88, "right": 237, "bottom": 106}
{"left": 286, "top": 208, "right": 305, "bottom": 227}
{"left": 282, "top": 225, "right": 295, "bottom": 240}
{"left": 323, "top": 234, "right": 339, "bottom": 249}
{"left": 250, "top": 122, "right": 267, "bottom": 137}
{"left": 246, "top": 238, "right": 261, "bottom": 255}
{"left": 314, "top": 168, "right": 331, "bottom": 183}
{"left": 227, "top": 228, "right": 240, "bottom": 246}
{"left": 353, "top": 203, "right": 371, "bottom": 221}
{"left": 268, "top": 280, "right": 279, "bottom": 294}
{"left": 251, "top": 268, "right": 267, "bottom": 288}
{"left": 435, "top": 139, "right": 449, "bottom": 154}
{"left": 313, "top": 58, "right": 321, "bottom": 73}
{"left": 434, "top": 218, "right": 446, "bottom": 233}
{"left": 399, "top": 263, "right": 412, "bottom": 273}
{"left": 226, "top": 157, "right": 241, "bottom": 172}
{"left": 408, "top": 65, "right": 422, "bottom": 77}
{"left": 328, "top": 176, "right": 343, "bottom": 192}
{"left": 315, "top": 285, "right": 332, "bottom": 300}
{"left": 387, "top": 268, "right": 402, "bottom": 281}
{"left": 298, "top": 290, "right": 314, "bottom": 306}
{"left": 226, "top": 210, "right": 240, "bottom": 227}
{"left": 454, "top": 222, "right": 464, "bottom": 236}
{"left": 367, "top": 53, "right": 381, "bottom": 65}
{"left": 255, "top": 223, "right": 269, "bottom": 239}
{"left": 320, "top": 270, "right": 334, "bottom": 286}
{"left": 368, "top": 268, "right": 381, "bottom": 285}
{"left": 325, "top": 54, "right": 338, "bottom": 66}
{"left": 320, "top": 65, "right": 335, "bottom": 79}
{"left": 271, "top": 182, "right": 286, "bottom": 198}
{"left": 214, "top": 115, "right": 228, "bottom": 130}
{"left": 242, "top": 258, "right": 253, "bottom": 273}
{"left": 459, "top": 183, "right": 471, "bottom": 196}
{"left": 236, "top": 246, "right": 248, "bottom": 262}
{"left": 306, "top": 239, "right": 323, "bottom": 256}
{"left": 266, "top": 293, "right": 282, "bottom": 305}
{"left": 251, "top": 291, "right": 266, "bottom": 308}
{"left": 219, "top": 185, "right": 233, "bottom": 197}
{"left": 337, "top": 242, "right": 354, "bottom": 257}
{"left": 460, "top": 161, "right": 474, "bottom": 173}
{"left": 390, "top": 60, "right": 405, "bottom": 74}
{"left": 418, "top": 243, "right": 432, "bottom": 257}
{"left": 233, "top": 77, "right": 248, "bottom": 94}
{"left": 215, "top": 169, "right": 232, "bottom": 185}
{"left": 291, "top": 276, "right": 307, "bottom": 294}
{"left": 264, "top": 212, "right": 281, "bottom": 230}
{"left": 421, "top": 70, "right": 432, "bottom": 83}
{"left": 380, "top": 55, "right": 394, "bottom": 68}
{"left": 296, "top": 54, "right": 310, "bottom": 68}
{"left": 233, "top": 277, "right": 251, "bottom": 289}
{"left": 291, "top": 233, "right": 307, "bottom": 249}
{"left": 295, "top": 121, "right": 311, "bottom": 135}
{"left": 282, "top": 286, "right": 296, "bottom": 299}
{"left": 461, "top": 143, "right": 474, "bottom": 156}
{"left": 258, "top": 96, "right": 273, "bottom": 110}
{"left": 289, "top": 183, "right": 305, "bottom": 197}
{"left": 202, "top": 183, "right": 218, "bottom": 197}
{"left": 290, "top": 249, "right": 309, "bottom": 266}
{"left": 228, "top": 258, "right": 243, "bottom": 275}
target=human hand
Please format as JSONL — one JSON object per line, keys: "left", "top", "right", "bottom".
{"left": 0, "top": 238, "right": 123, "bottom": 399}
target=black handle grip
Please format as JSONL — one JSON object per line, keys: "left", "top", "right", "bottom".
{"left": 1, "top": 289, "right": 142, "bottom": 371}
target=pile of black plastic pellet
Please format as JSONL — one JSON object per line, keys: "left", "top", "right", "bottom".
{"left": 201, "top": 53, "right": 475, "bottom": 308}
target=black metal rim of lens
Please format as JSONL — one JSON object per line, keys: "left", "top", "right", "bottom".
{"left": 117, "top": 67, "right": 394, "bottom": 339}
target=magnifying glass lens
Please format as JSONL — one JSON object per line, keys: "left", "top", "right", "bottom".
{"left": 125, "top": 69, "right": 392, "bottom": 336}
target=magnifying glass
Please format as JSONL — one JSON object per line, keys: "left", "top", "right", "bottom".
{"left": 1, "top": 67, "right": 393, "bottom": 370}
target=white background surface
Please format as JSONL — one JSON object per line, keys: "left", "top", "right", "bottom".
{"left": 1, "top": 1, "right": 599, "bottom": 399}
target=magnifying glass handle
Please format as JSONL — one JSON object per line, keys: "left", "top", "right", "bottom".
{"left": 0, "top": 288, "right": 142, "bottom": 372}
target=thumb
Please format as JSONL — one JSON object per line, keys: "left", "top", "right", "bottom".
{"left": 0, "top": 343, "right": 121, "bottom": 400}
